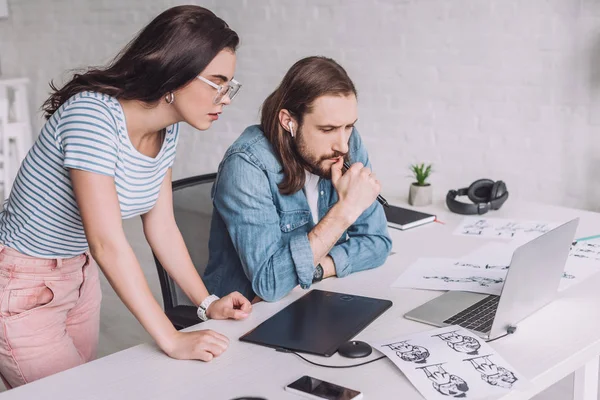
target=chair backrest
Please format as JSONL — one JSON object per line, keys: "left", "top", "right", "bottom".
{"left": 154, "top": 173, "right": 216, "bottom": 311}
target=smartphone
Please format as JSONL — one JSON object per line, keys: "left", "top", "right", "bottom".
{"left": 285, "top": 375, "right": 363, "bottom": 400}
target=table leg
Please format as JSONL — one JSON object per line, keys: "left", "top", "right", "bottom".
{"left": 573, "top": 356, "right": 599, "bottom": 400}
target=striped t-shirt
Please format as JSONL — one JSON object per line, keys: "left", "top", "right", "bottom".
{"left": 0, "top": 91, "right": 180, "bottom": 258}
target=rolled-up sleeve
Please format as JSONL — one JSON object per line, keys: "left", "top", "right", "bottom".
{"left": 213, "top": 152, "right": 314, "bottom": 302}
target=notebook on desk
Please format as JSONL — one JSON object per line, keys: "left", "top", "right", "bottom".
{"left": 384, "top": 205, "right": 436, "bottom": 230}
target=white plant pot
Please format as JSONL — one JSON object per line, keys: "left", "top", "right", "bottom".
{"left": 409, "top": 183, "right": 432, "bottom": 206}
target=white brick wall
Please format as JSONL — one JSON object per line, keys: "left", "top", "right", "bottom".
{"left": 1, "top": 0, "right": 600, "bottom": 210}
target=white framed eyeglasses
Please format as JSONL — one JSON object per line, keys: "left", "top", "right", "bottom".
{"left": 197, "top": 75, "right": 242, "bottom": 104}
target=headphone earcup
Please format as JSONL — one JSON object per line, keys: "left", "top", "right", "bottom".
{"left": 490, "top": 181, "right": 509, "bottom": 210}
{"left": 490, "top": 180, "right": 506, "bottom": 199}
{"left": 467, "top": 179, "right": 494, "bottom": 204}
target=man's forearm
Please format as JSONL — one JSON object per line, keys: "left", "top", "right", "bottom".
{"left": 307, "top": 202, "right": 355, "bottom": 267}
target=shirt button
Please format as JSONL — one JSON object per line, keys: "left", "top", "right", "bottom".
{"left": 320, "top": 191, "right": 324, "bottom": 196}
{"left": 286, "top": 224, "right": 291, "bottom": 229}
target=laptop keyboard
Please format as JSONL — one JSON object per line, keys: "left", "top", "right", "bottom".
{"left": 443, "top": 295, "right": 500, "bottom": 333}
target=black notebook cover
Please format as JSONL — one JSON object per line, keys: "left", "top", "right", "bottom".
{"left": 384, "top": 205, "right": 436, "bottom": 230}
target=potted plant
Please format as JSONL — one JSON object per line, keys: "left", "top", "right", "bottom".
{"left": 408, "top": 163, "right": 433, "bottom": 206}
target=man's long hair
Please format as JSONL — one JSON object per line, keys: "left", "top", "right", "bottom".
{"left": 260, "top": 56, "right": 357, "bottom": 195}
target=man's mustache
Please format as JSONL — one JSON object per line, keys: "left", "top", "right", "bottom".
{"left": 319, "top": 152, "right": 347, "bottom": 162}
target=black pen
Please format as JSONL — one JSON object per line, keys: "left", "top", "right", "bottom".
{"left": 343, "top": 161, "right": 390, "bottom": 207}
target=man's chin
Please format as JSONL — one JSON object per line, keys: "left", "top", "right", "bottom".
{"left": 311, "top": 165, "right": 332, "bottom": 180}
{"left": 302, "top": 158, "right": 333, "bottom": 179}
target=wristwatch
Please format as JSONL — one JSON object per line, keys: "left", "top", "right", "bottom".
{"left": 312, "top": 264, "right": 324, "bottom": 283}
{"left": 197, "top": 294, "right": 219, "bottom": 322}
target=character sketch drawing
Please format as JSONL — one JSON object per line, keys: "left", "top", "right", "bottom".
{"left": 424, "top": 276, "right": 504, "bottom": 287}
{"left": 382, "top": 340, "right": 430, "bottom": 364}
{"left": 454, "top": 261, "right": 510, "bottom": 270}
{"left": 570, "top": 242, "right": 600, "bottom": 262}
{"left": 464, "top": 355, "right": 518, "bottom": 389}
{"left": 461, "top": 219, "right": 491, "bottom": 236}
{"left": 417, "top": 363, "right": 470, "bottom": 398}
{"left": 433, "top": 330, "right": 481, "bottom": 355}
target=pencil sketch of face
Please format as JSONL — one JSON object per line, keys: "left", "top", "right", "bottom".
{"left": 437, "top": 332, "right": 463, "bottom": 343}
{"left": 385, "top": 341, "right": 430, "bottom": 364}
{"left": 436, "top": 332, "right": 481, "bottom": 355}
{"left": 419, "top": 364, "right": 469, "bottom": 397}
{"left": 466, "top": 356, "right": 518, "bottom": 389}
{"left": 483, "top": 367, "right": 518, "bottom": 388}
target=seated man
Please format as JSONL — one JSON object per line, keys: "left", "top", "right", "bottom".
{"left": 203, "top": 56, "right": 392, "bottom": 302}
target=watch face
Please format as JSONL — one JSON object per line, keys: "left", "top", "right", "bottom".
{"left": 313, "top": 264, "right": 324, "bottom": 282}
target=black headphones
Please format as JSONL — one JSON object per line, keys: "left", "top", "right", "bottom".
{"left": 446, "top": 179, "right": 509, "bottom": 215}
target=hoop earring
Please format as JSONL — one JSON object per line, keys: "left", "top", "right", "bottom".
{"left": 165, "top": 92, "right": 175, "bottom": 104}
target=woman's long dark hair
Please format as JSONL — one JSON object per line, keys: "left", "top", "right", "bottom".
{"left": 42, "top": 5, "right": 239, "bottom": 119}
{"left": 260, "top": 56, "right": 357, "bottom": 195}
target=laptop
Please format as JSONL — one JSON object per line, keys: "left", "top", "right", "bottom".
{"left": 404, "top": 218, "right": 579, "bottom": 339}
{"left": 240, "top": 289, "right": 392, "bottom": 357}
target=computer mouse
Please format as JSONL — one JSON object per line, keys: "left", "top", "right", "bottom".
{"left": 337, "top": 340, "right": 372, "bottom": 358}
{"left": 230, "top": 397, "right": 267, "bottom": 400}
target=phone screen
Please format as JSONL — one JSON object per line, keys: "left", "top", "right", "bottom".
{"left": 287, "top": 375, "right": 361, "bottom": 400}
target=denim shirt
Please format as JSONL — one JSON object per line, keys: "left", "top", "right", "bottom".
{"left": 203, "top": 125, "right": 392, "bottom": 302}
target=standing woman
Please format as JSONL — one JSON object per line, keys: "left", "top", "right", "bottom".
{"left": 0, "top": 5, "right": 251, "bottom": 388}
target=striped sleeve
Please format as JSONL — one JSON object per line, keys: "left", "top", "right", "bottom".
{"left": 56, "top": 97, "right": 119, "bottom": 177}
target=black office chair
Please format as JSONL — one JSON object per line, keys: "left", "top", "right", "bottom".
{"left": 153, "top": 173, "right": 216, "bottom": 330}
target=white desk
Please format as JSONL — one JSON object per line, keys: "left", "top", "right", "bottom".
{"left": 2, "top": 201, "right": 600, "bottom": 400}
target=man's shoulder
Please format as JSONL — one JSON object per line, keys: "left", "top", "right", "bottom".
{"left": 223, "top": 125, "right": 282, "bottom": 172}
{"left": 349, "top": 127, "right": 364, "bottom": 152}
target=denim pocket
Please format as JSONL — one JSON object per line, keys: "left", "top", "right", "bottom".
{"left": 278, "top": 210, "right": 311, "bottom": 233}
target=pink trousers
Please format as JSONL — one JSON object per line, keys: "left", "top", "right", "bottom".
{"left": 0, "top": 244, "right": 102, "bottom": 388}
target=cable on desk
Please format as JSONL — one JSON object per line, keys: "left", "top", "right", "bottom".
{"left": 277, "top": 326, "right": 516, "bottom": 366}
{"left": 485, "top": 326, "right": 517, "bottom": 343}
{"left": 276, "top": 348, "right": 386, "bottom": 369}
{"left": 485, "top": 333, "right": 509, "bottom": 343}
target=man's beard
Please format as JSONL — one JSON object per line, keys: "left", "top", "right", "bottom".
{"left": 294, "top": 134, "right": 347, "bottom": 179}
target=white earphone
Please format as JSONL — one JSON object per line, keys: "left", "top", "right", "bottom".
{"left": 288, "top": 121, "right": 295, "bottom": 138}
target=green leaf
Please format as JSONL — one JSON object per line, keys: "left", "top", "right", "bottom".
{"left": 409, "top": 162, "right": 433, "bottom": 186}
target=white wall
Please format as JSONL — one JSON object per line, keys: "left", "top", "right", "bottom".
{"left": 1, "top": 0, "right": 599, "bottom": 210}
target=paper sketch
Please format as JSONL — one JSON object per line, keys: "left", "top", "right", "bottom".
{"left": 559, "top": 256, "right": 600, "bottom": 292}
{"left": 557, "top": 238, "right": 600, "bottom": 290}
{"left": 416, "top": 363, "right": 470, "bottom": 398}
{"left": 382, "top": 340, "right": 431, "bottom": 364}
{"left": 392, "top": 236, "right": 600, "bottom": 295}
{"left": 433, "top": 330, "right": 481, "bottom": 355}
{"left": 464, "top": 355, "right": 518, "bottom": 389}
{"left": 424, "top": 276, "right": 504, "bottom": 288}
{"left": 454, "top": 217, "right": 559, "bottom": 240}
{"left": 454, "top": 242, "right": 514, "bottom": 271}
{"left": 372, "top": 326, "right": 528, "bottom": 400}
{"left": 570, "top": 239, "right": 600, "bottom": 262}
{"left": 453, "top": 262, "right": 509, "bottom": 271}
{"left": 391, "top": 258, "right": 505, "bottom": 295}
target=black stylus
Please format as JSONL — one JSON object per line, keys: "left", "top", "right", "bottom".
{"left": 343, "top": 161, "right": 389, "bottom": 207}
